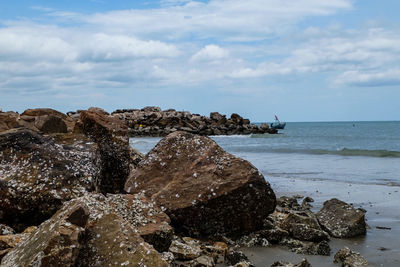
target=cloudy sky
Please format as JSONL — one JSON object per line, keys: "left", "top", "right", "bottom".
{"left": 0, "top": 0, "right": 399, "bottom": 121}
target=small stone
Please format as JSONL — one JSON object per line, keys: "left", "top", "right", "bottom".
{"left": 334, "top": 247, "right": 372, "bottom": 267}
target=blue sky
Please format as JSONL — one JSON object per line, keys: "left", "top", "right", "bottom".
{"left": 0, "top": 0, "right": 399, "bottom": 121}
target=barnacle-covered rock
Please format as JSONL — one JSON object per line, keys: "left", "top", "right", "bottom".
{"left": 0, "top": 128, "right": 98, "bottom": 231}
{"left": 334, "top": 247, "right": 372, "bottom": 267}
{"left": 1, "top": 203, "right": 88, "bottom": 266}
{"left": 125, "top": 131, "right": 276, "bottom": 237}
{"left": 316, "top": 198, "right": 366, "bottom": 238}
{"left": 1, "top": 193, "right": 171, "bottom": 266}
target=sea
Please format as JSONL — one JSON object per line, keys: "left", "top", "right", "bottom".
{"left": 130, "top": 121, "right": 400, "bottom": 188}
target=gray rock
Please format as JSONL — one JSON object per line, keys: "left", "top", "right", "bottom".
{"left": 334, "top": 247, "right": 372, "bottom": 267}
{"left": 316, "top": 198, "right": 366, "bottom": 238}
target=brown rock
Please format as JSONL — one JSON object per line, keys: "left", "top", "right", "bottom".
{"left": 0, "top": 112, "right": 19, "bottom": 132}
{"left": 87, "top": 107, "right": 109, "bottom": 115}
{"left": 125, "top": 131, "right": 276, "bottom": 236}
{"left": 107, "top": 194, "right": 174, "bottom": 253}
{"left": 1, "top": 203, "right": 89, "bottom": 266}
{"left": 77, "top": 212, "right": 168, "bottom": 267}
{"left": 76, "top": 193, "right": 173, "bottom": 253}
{"left": 1, "top": 194, "right": 170, "bottom": 266}
{"left": 0, "top": 128, "right": 98, "bottom": 231}
{"left": 316, "top": 198, "right": 366, "bottom": 238}
{"left": 334, "top": 247, "right": 372, "bottom": 267}
{"left": 20, "top": 108, "right": 75, "bottom": 133}
{"left": 80, "top": 110, "right": 131, "bottom": 193}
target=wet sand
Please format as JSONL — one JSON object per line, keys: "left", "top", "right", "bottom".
{"left": 242, "top": 178, "right": 400, "bottom": 266}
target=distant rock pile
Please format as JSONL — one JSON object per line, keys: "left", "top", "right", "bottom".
{"left": 112, "top": 106, "right": 277, "bottom": 136}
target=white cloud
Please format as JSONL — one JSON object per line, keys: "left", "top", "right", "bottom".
{"left": 191, "top": 45, "right": 229, "bottom": 62}
{"left": 83, "top": 0, "right": 353, "bottom": 41}
{"left": 336, "top": 69, "right": 400, "bottom": 87}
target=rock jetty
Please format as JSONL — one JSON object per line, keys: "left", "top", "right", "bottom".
{"left": 112, "top": 106, "right": 277, "bottom": 136}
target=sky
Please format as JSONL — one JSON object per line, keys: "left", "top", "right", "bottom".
{"left": 0, "top": 0, "right": 399, "bottom": 122}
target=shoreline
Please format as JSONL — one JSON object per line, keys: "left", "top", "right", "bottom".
{"left": 245, "top": 177, "right": 400, "bottom": 267}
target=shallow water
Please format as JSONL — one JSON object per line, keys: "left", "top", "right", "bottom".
{"left": 130, "top": 121, "right": 400, "bottom": 266}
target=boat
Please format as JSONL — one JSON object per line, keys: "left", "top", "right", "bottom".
{"left": 270, "top": 115, "right": 286, "bottom": 129}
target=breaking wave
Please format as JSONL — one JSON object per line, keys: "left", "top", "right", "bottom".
{"left": 231, "top": 147, "right": 400, "bottom": 158}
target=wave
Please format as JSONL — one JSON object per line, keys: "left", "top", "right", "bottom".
{"left": 308, "top": 148, "right": 400, "bottom": 158}
{"left": 231, "top": 147, "right": 400, "bottom": 158}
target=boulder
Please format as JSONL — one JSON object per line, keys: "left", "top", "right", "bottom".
{"left": 316, "top": 198, "right": 366, "bottom": 238}
{"left": 125, "top": 131, "right": 276, "bottom": 236}
{"left": 80, "top": 110, "right": 131, "bottom": 193}
{"left": 334, "top": 247, "right": 372, "bottom": 267}
{"left": 1, "top": 194, "right": 170, "bottom": 266}
{"left": 1, "top": 203, "right": 88, "bottom": 266}
{"left": 20, "top": 108, "right": 75, "bottom": 133}
{"left": 0, "top": 112, "right": 19, "bottom": 132}
{"left": 0, "top": 128, "right": 98, "bottom": 231}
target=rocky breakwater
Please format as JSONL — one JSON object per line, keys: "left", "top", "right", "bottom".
{"left": 125, "top": 131, "right": 277, "bottom": 237}
{"left": 112, "top": 106, "right": 277, "bottom": 136}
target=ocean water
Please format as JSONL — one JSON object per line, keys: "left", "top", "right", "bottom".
{"left": 130, "top": 121, "right": 400, "bottom": 187}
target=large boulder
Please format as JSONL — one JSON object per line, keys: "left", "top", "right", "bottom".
{"left": 0, "top": 128, "right": 98, "bottom": 231}
{"left": 80, "top": 110, "right": 131, "bottom": 193}
{"left": 1, "top": 194, "right": 171, "bottom": 266}
{"left": 125, "top": 131, "right": 276, "bottom": 236}
{"left": 316, "top": 199, "right": 366, "bottom": 238}
{"left": 20, "top": 108, "right": 75, "bottom": 133}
